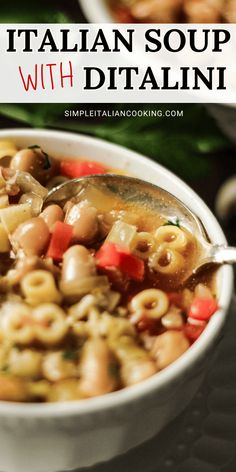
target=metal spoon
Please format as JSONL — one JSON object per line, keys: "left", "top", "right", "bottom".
{"left": 44, "top": 174, "right": 236, "bottom": 280}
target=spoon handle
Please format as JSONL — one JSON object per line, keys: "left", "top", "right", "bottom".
{"left": 210, "top": 245, "right": 236, "bottom": 265}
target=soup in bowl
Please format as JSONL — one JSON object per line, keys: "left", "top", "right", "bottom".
{"left": 79, "top": 0, "right": 236, "bottom": 24}
{"left": 0, "top": 129, "right": 233, "bottom": 472}
{"left": 106, "top": 0, "right": 236, "bottom": 23}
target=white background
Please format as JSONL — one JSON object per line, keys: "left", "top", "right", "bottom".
{"left": 0, "top": 24, "right": 236, "bottom": 103}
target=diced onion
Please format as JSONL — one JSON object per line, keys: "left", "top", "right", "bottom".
{"left": 19, "top": 193, "right": 43, "bottom": 216}
{"left": 0, "top": 203, "right": 33, "bottom": 233}
{"left": 16, "top": 171, "right": 48, "bottom": 200}
{"left": 106, "top": 220, "right": 137, "bottom": 248}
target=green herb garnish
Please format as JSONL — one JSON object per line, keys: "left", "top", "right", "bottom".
{"left": 28, "top": 145, "right": 51, "bottom": 170}
{"left": 42, "top": 153, "right": 51, "bottom": 170}
{"left": 163, "top": 218, "right": 181, "bottom": 228}
{"left": 108, "top": 363, "right": 119, "bottom": 379}
{"left": 62, "top": 350, "right": 76, "bottom": 361}
{"left": 28, "top": 145, "right": 41, "bottom": 150}
{"left": 1, "top": 365, "right": 9, "bottom": 373}
{"left": 13, "top": 343, "right": 20, "bottom": 350}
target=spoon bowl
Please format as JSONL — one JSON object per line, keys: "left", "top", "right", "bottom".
{"left": 45, "top": 174, "right": 236, "bottom": 281}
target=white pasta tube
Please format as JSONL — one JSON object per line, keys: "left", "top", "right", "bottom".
{"left": 33, "top": 303, "right": 68, "bottom": 345}
{"left": 8, "top": 348, "right": 42, "bottom": 378}
{"left": 130, "top": 288, "right": 169, "bottom": 320}
{"left": 131, "top": 232, "right": 156, "bottom": 260}
{"left": 0, "top": 303, "right": 34, "bottom": 344}
{"left": 71, "top": 320, "right": 89, "bottom": 338}
{"left": 21, "top": 270, "right": 62, "bottom": 306}
{"left": 28, "top": 380, "right": 50, "bottom": 400}
{"left": 0, "top": 195, "right": 9, "bottom": 209}
{"left": 68, "top": 295, "right": 97, "bottom": 321}
{"left": 42, "top": 351, "right": 77, "bottom": 382}
{"left": 0, "top": 140, "right": 17, "bottom": 160}
{"left": 149, "top": 246, "right": 185, "bottom": 275}
{"left": 47, "top": 379, "right": 81, "bottom": 402}
{"left": 155, "top": 226, "right": 188, "bottom": 252}
{"left": 98, "top": 312, "right": 136, "bottom": 340}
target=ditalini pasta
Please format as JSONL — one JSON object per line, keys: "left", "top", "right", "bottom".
{"left": 0, "top": 142, "right": 219, "bottom": 402}
{"left": 21, "top": 270, "right": 62, "bottom": 306}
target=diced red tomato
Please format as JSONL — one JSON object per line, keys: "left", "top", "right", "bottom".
{"left": 47, "top": 221, "right": 73, "bottom": 261}
{"left": 184, "top": 323, "right": 206, "bottom": 342}
{"left": 60, "top": 160, "right": 107, "bottom": 179}
{"left": 96, "top": 242, "right": 144, "bottom": 282}
{"left": 188, "top": 297, "right": 219, "bottom": 321}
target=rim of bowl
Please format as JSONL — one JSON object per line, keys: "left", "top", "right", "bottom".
{"left": 0, "top": 128, "right": 233, "bottom": 417}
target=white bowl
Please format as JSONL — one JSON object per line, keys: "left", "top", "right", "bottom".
{"left": 0, "top": 128, "right": 233, "bottom": 472}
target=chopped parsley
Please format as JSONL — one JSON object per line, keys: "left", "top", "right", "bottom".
{"left": 28, "top": 144, "right": 51, "bottom": 170}
{"left": 62, "top": 350, "right": 77, "bottom": 361}
{"left": 28, "top": 145, "right": 41, "bottom": 150}
{"left": 163, "top": 218, "right": 181, "bottom": 228}
{"left": 108, "top": 363, "right": 119, "bottom": 379}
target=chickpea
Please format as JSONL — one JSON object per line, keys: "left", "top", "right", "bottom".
{"left": 161, "top": 307, "right": 184, "bottom": 329}
{"left": 0, "top": 374, "right": 28, "bottom": 401}
{"left": 194, "top": 283, "right": 214, "bottom": 300}
{"left": 42, "top": 351, "right": 77, "bottom": 382}
{"left": 65, "top": 201, "right": 99, "bottom": 244}
{"left": 10, "top": 148, "right": 57, "bottom": 184}
{"left": 62, "top": 245, "right": 96, "bottom": 283}
{"left": 12, "top": 217, "right": 50, "bottom": 256}
{"left": 151, "top": 331, "right": 190, "bottom": 370}
{"left": 40, "top": 205, "right": 64, "bottom": 232}
{"left": 80, "top": 338, "right": 118, "bottom": 397}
